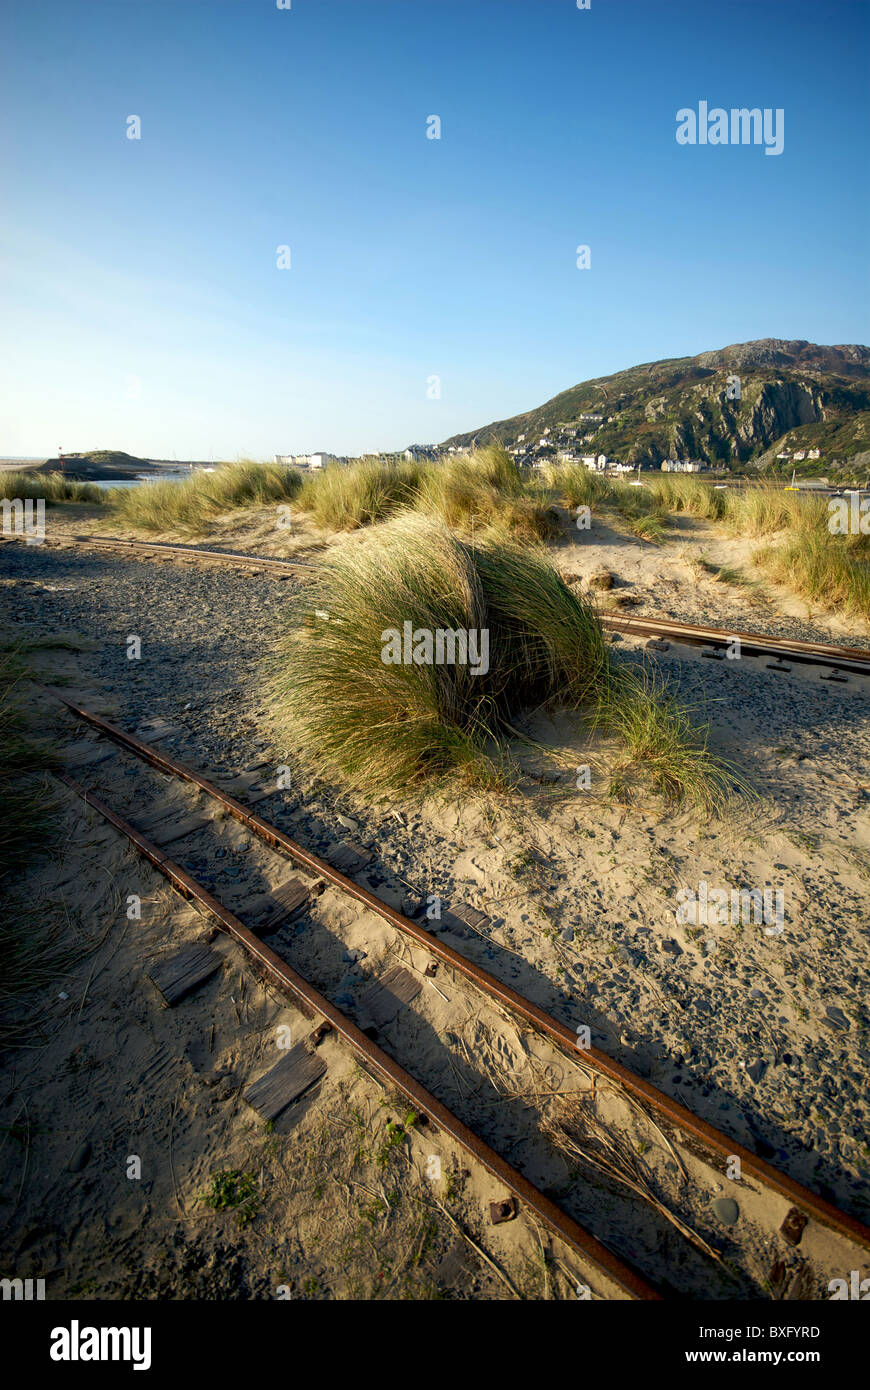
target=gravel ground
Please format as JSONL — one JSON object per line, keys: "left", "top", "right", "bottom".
{"left": 3, "top": 541, "right": 869, "bottom": 1252}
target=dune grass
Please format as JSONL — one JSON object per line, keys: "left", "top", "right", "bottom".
{"left": 297, "top": 457, "right": 425, "bottom": 530}
{"left": 722, "top": 486, "right": 827, "bottom": 537}
{"left": 542, "top": 463, "right": 668, "bottom": 542}
{"left": 0, "top": 470, "right": 105, "bottom": 504}
{"left": 267, "top": 512, "right": 738, "bottom": 811}
{"left": 547, "top": 466, "right": 870, "bottom": 617}
{"left": 757, "top": 530, "right": 870, "bottom": 619}
{"left": 296, "top": 446, "right": 558, "bottom": 541}
{"left": 415, "top": 448, "right": 559, "bottom": 541}
{"left": 107, "top": 460, "right": 303, "bottom": 534}
{"left": 645, "top": 474, "right": 728, "bottom": 520}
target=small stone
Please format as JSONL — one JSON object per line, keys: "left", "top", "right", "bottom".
{"left": 560, "top": 925, "right": 574, "bottom": 943}
{"left": 823, "top": 1006, "right": 849, "bottom": 1031}
{"left": 712, "top": 1197, "right": 739, "bottom": 1225}
{"left": 745, "top": 1059, "right": 765, "bottom": 1084}
{"left": 68, "top": 1141, "right": 92, "bottom": 1173}
{"left": 337, "top": 814, "right": 359, "bottom": 832}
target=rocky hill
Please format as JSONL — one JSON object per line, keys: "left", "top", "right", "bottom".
{"left": 442, "top": 340, "right": 870, "bottom": 470}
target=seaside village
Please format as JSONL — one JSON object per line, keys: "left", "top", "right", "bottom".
{"left": 275, "top": 418, "right": 710, "bottom": 477}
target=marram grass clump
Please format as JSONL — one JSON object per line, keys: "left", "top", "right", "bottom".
{"left": 296, "top": 446, "right": 558, "bottom": 541}
{"left": 0, "top": 471, "right": 105, "bottom": 504}
{"left": 108, "top": 460, "right": 303, "bottom": 534}
{"left": 267, "top": 512, "right": 737, "bottom": 810}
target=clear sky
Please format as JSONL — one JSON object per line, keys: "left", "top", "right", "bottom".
{"left": 2, "top": 0, "right": 868, "bottom": 459}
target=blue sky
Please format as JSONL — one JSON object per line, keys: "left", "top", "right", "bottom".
{"left": 2, "top": 0, "right": 868, "bottom": 459}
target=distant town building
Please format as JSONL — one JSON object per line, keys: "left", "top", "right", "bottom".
{"left": 275, "top": 452, "right": 342, "bottom": 470}
{"left": 660, "top": 458, "right": 705, "bottom": 473}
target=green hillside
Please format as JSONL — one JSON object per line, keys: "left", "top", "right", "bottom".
{"left": 442, "top": 339, "right": 870, "bottom": 472}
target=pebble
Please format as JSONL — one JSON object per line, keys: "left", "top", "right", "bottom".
{"left": 68, "top": 1141, "right": 92, "bottom": 1173}
{"left": 712, "top": 1197, "right": 739, "bottom": 1225}
{"left": 824, "top": 1006, "right": 849, "bottom": 1031}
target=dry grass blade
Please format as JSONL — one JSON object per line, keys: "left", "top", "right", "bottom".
{"left": 542, "top": 1094, "right": 722, "bottom": 1263}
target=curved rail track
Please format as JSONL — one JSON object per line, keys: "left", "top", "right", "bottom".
{"left": 602, "top": 613, "right": 870, "bottom": 679}
{"left": 49, "top": 695, "right": 870, "bottom": 1299}
{"left": 6, "top": 530, "right": 867, "bottom": 676}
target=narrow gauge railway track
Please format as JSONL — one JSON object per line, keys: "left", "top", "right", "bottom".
{"left": 0, "top": 533, "right": 317, "bottom": 575}
{"left": 5, "top": 533, "right": 866, "bottom": 676}
{"left": 53, "top": 695, "right": 870, "bottom": 1271}
{"left": 601, "top": 613, "right": 870, "bottom": 679}
{"left": 55, "top": 776, "right": 656, "bottom": 1302}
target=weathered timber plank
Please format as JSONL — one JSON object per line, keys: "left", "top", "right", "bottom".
{"left": 235, "top": 877, "right": 312, "bottom": 934}
{"left": 61, "top": 742, "right": 115, "bottom": 769}
{"left": 439, "top": 902, "right": 491, "bottom": 938}
{"left": 324, "top": 840, "right": 372, "bottom": 874}
{"left": 133, "top": 719, "right": 183, "bottom": 744}
{"left": 243, "top": 1041, "right": 327, "bottom": 1121}
{"left": 148, "top": 943, "right": 222, "bottom": 1006}
{"left": 147, "top": 814, "right": 213, "bottom": 846}
{"left": 361, "top": 965, "right": 421, "bottom": 1029}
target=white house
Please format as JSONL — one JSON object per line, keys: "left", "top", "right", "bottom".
{"left": 274, "top": 452, "right": 340, "bottom": 470}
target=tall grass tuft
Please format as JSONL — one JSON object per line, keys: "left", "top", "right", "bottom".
{"left": 757, "top": 530, "right": 870, "bottom": 619}
{"left": 109, "top": 460, "right": 303, "bottom": 533}
{"left": 297, "top": 457, "right": 424, "bottom": 530}
{"left": 267, "top": 511, "right": 737, "bottom": 808}
{"left": 295, "top": 446, "right": 556, "bottom": 541}
{"left": 723, "top": 485, "right": 826, "bottom": 537}
{"left": 645, "top": 474, "right": 728, "bottom": 520}
{"left": 0, "top": 471, "right": 105, "bottom": 504}
{"left": 593, "top": 666, "right": 741, "bottom": 813}
{"left": 543, "top": 463, "right": 668, "bottom": 542}
{"left": 415, "top": 448, "right": 558, "bottom": 541}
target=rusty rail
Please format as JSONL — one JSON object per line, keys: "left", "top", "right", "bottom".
{"left": 54, "top": 696, "right": 870, "bottom": 1254}
{"left": 0, "top": 533, "right": 315, "bottom": 574}
{"left": 600, "top": 613, "right": 870, "bottom": 677}
{"left": 56, "top": 770, "right": 658, "bottom": 1301}
{"left": 8, "top": 532, "right": 868, "bottom": 673}
{"left": 69, "top": 535, "right": 317, "bottom": 573}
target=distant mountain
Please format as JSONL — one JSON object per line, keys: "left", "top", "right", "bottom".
{"left": 442, "top": 340, "right": 870, "bottom": 470}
